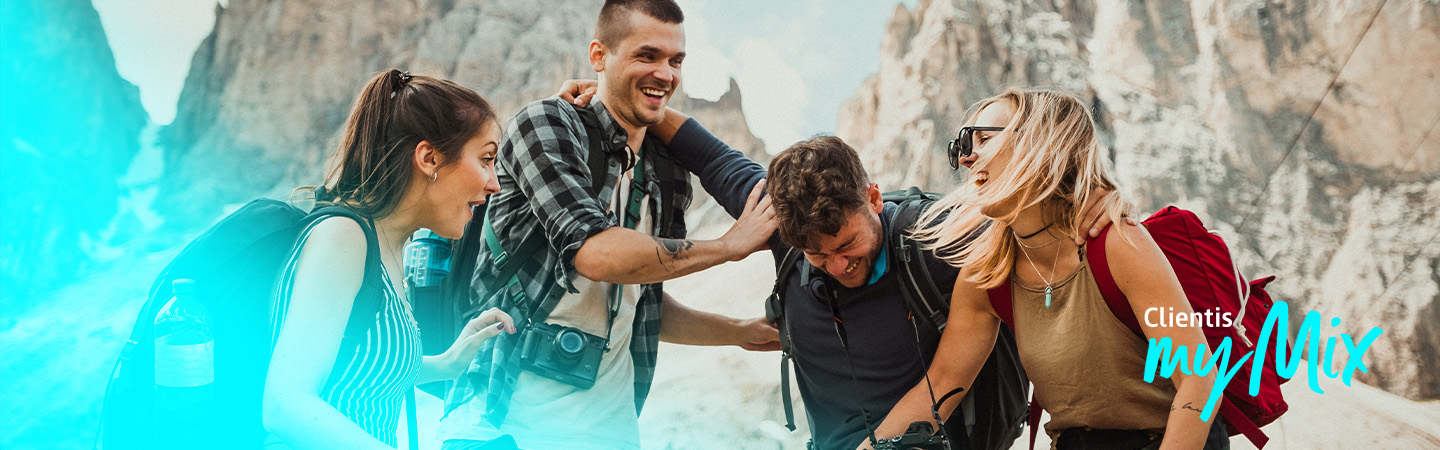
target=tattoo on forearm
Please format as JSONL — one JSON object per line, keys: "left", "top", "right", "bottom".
{"left": 1171, "top": 402, "right": 1204, "bottom": 414}
{"left": 654, "top": 237, "right": 694, "bottom": 268}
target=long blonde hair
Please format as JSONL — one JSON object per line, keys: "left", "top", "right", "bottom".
{"left": 912, "top": 87, "right": 1132, "bottom": 289}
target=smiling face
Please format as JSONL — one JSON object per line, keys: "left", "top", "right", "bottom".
{"left": 592, "top": 11, "right": 684, "bottom": 129}
{"left": 800, "top": 194, "right": 885, "bottom": 288}
{"left": 966, "top": 100, "right": 1022, "bottom": 219}
{"left": 423, "top": 121, "right": 502, "bottom": 239}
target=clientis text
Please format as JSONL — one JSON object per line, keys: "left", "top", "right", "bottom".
{"left": 1145, "top": 306, "right": 1235, "bottom": 328}
{"left": 1141, "top": 301, "right": 1384, "bottom": 421}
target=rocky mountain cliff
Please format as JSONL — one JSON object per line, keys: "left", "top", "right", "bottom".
{"left": 838, "top": 0, "right": 1440, "bottom": 399}
{"left": 0, "top": 0, "right": 148, "bottom": 311}
{"left": 159, "top": 0, "right": 765, "bottom": 230}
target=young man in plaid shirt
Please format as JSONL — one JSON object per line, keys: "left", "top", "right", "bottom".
{"left": 437, "top": 1, "right": 779, "bottom": 449}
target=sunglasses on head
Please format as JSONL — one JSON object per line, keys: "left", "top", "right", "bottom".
{"left": 947, "top": 126, "right": 1011, "bottom": 170}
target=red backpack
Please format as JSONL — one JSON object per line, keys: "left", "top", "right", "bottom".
{"left": 987, "top": 206, "right": 1289, "bottom": 449}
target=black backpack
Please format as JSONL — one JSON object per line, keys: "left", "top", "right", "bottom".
{"left": 97, "top": 199, "right": 389, "bottom": 450}
{"left": 766, "top": 187, "right": 1029, "bottom": 450}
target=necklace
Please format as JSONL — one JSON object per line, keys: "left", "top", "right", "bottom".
{"left": 1015, "top": 232, "right": 1060, "bottom": 249}
{"left": 1013, "top": 229, "right": 1062, "bottom": 308}
{"left": 377, "top": 224, "right": 407, "bottom": 293}
{"left": 1014, "top": 222, "right": 1060, "bottom": 249}
{"left": 1015, "top": 223, "right": 1052, "bottom": 239}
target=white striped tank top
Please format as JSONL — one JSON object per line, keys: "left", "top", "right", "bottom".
{"left": 269, "top": 218, "right": 422, "bottom": 447}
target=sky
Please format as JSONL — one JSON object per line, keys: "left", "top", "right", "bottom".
{"left": 92, "top": 0, "right": 914, "bottom": 152}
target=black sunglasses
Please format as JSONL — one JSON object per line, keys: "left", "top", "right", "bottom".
{"left": 947, "top": 126, "right": 1011, "bottom": 170}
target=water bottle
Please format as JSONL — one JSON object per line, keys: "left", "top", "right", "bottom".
{"left": 153, "top": 278, "right": 215, "bottom": 447}
{"left": 405, "top": 229, "right": 452, "bottom": 288}
{"left": 406, "top": 230, "right": 453, "bottom": 355}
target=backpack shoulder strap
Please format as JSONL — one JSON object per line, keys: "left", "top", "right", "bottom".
{"left": 887, "top": 191, "right": 948, "bottom": 331}
{"left": 767, "top": 248, "right": 805, "bottom": 328}
{"left": 986, "top": 284, "right": 1016, "bottom": 330}
{"left": 570, "top": 103, "right": 611, "bottom": 199}
{"left": 1085, "top": 224, "right": 1143, "bottom": 336}
{"left": 305, "top": 205, "right": 384, "bottom": 351}
{"left": 646, "top": 147, "right": 690, "bottom": 239}
{"left": 768, "top": 247, "right": 806, "bottom": 432}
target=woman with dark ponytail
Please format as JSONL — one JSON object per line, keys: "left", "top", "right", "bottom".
{"left": 262, "top": 69, "right": 515, "bottom": 449}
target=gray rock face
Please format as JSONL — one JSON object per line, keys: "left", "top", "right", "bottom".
{"left": 160, "top": 0, "right": 764, "bottom": 229}
{"left": 838, "top": 0, "right": 1440, "bottom": 399}
{"left": 0, "top": 0, "right": 148, "bottom": 310}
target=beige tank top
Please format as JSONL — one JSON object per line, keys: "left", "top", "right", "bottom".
{"left": 1009, "top": 257, "right": 1176, "bottom": 436}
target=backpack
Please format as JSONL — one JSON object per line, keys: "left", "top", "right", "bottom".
{"left": 986, "top": 206, "right": 1289, "bottom": 449}
{"left": 97, "top": 199, "right": 391, "bottom": 450}
{"left": 767, "top": 187, "right": 1030, "bottom": 450}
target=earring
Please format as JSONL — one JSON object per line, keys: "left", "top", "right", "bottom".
{"left": 429, "top": 172, "right": 438, "bottom": 182}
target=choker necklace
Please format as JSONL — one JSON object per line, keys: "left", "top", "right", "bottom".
{"left": 1014, "top": 223, "right": 1059, "bottom": 249}
{"left": 1014, "top": 229, "right": 1062, "bottom": 308}
{"left": 1015, "top": 223, "right": 1052, "bottom": 239}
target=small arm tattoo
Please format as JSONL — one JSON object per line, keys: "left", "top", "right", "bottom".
{"left": 1171, "top": 402, "right": 1204, "bottom": 414}
{"left": 653, "top": 237, "right": 694, "bottom": 268}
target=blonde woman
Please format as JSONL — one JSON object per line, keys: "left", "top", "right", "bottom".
{"left": 911, "top": 87, "right": 1228, "bottom": 450}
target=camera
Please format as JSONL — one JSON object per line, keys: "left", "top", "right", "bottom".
{"left": 517, "top": 321, "right": 606, "bottom": 389}
{"left": 873, "top": 421, "right": 951, "bottom": 450}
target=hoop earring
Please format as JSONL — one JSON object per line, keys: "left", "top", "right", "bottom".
{"left": 429, "top": 172, "right": 438, "bottom": 182}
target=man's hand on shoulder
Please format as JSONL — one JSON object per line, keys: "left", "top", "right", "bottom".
{"left": 1074, "top": 186, "right": 1138, "bottom": 245}
{"left": 554, "top": 79, "right": 597, "bottom": 107}
{"left": 717, "top": 179, "right": 777, "bottom": 261}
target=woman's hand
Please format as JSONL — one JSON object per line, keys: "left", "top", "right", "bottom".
{"left": 448, "top": 308, "right": 516, "bottom": 362}
{"left": 420, "top": 308, "right": 516, "bottom": 384}
{"left": 554, "top": 79, "right": 598, "bottom": 106}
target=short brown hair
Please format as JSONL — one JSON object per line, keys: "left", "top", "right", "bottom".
{"left": 595, "top": 0, "right": 684, "bottom": 46}
{"left": 767, "top": 136, "right": 871, "bottom": 251}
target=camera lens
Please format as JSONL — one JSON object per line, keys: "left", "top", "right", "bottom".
{"left": 557, "top": 329, "right": 586, "bottom": 355}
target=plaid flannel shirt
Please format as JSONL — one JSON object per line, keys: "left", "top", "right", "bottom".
{"left": 444, "top": 97, "right": 692, "bottom": 426}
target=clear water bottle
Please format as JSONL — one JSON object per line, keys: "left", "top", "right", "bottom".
{"left": 153, "top": 278, "right": 215, "bottom": 447}
{"left": 406, "top": 230, "right": 453, "bottom": 356}
{"left": 405, "top": 229, "right": 452, "bottom": 288}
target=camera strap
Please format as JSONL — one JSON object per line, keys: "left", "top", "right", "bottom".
{"left": 817, "top": 270, "right": 884, "bottom": 450}
{"left": 601, "top": 145, "right": 649, "bottom": 349}
{"left": 907, "top": 309, "right": 963, "bottom": 446}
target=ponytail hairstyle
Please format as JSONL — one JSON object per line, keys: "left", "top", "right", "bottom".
{"left": 299, "top": 69, "right": 495, "bottom": 218}
{"left": 911, "top": 87, "right": 1133, "bottom": 289}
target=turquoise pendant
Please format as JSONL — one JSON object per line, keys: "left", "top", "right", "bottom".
{"left": 1044, "top": 287, "right": 1053, "bottom": 308}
